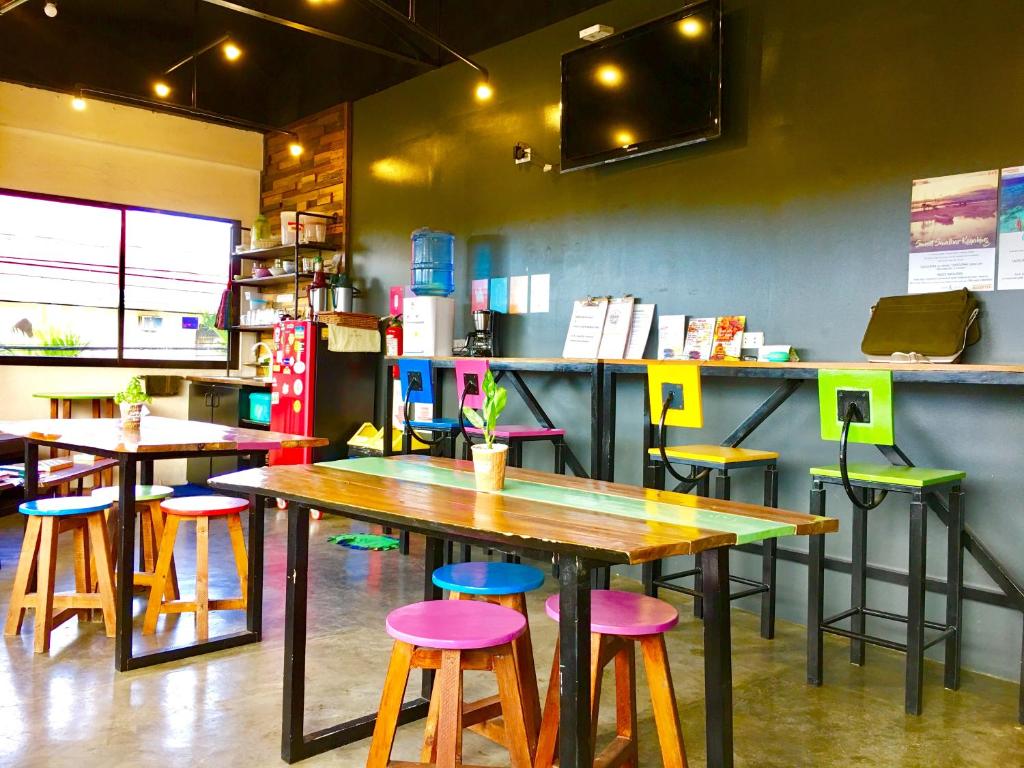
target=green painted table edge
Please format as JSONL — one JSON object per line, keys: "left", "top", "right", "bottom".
{"left": 810, "top": 462, "right": 966, "bottom": 487}
{"left": 320, "top": 457, "right": 796, "bottom": 544}
{"left": 32, "top": 393, "right": 117, "bottom": 399}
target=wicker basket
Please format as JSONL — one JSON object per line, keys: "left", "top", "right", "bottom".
{"left": 317, "top": 311, "right": 380, "bottom": 331}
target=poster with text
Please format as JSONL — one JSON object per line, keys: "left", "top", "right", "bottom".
{"left": 908, "top": 169, "right": 998, "bottom": 293}
{"left": 471, "top": 279, "right": 489, "bottom": 311}
{"left": 998, "top": 166, "right": 1024, "bottom": 290}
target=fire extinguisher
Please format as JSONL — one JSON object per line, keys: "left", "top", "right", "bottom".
{"left": 385, "top": 315, "right": 403, "bottom": 378}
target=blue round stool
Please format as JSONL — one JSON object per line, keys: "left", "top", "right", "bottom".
{"left": 428, "top": 561, "right": 545, "bottom": 753}
{"left": 6, "top": 496, "right": 117, "bottom": 653}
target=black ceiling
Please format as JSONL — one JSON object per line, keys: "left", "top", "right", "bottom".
{"left": 0, "top": 0, "right": 606, "bottom": 128}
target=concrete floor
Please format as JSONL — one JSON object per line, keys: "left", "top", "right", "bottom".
{"left": 0, "top": 508, "right": 1022, "bottom": 768}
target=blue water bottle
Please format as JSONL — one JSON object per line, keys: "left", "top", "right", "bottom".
{"left": 410, "top": 228, "right": 455, "bottom": 297}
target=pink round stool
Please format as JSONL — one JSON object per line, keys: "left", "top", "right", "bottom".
{"left": 142, "top": 496, "right": 250, "bottom": 641}
{"left": 368, "top": 600, "right": 535, "bottom": 768}
{"left": 536, "top": 590, "right": 688, "bottom": 768}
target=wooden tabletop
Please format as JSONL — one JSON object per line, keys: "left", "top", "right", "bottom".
{"left": 31, "top": 392, "right": 118, "bottom": 400}
{"left": 0, "top": 416, "right": 327, "bottom": 456}
{"left": 209, "top": 456, "right": 837, "bottom": 565}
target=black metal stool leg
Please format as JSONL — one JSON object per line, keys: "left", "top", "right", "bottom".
{"left": 460, "top": 544, "right": 472, "bottom": 563}
{"left": 399, "top": 530, "right": 410, "bottom": 555}
{"left": 693, "top": 466, "right": 709, "bottom": 620}
{"left": 906, "top": 490, "right": 927, "bottom": 715}
{"left": 642, "top": 560, "right": 661, "bottom": 597}
{"left": 808, "top": 479, "right": 827, "bottom": 686}
{"left": 714, "top": 469, "right": 731, "bottom": 501}
{"left": 554, "top": 438, "right": 567, "bottom": 475}
{"left": 760, "top": 464, "right": 779, "bottom": 640}
{"left": 850, "top": 489, "right": 869, "bottom": 666}
{"left": 945, "top": 485, "right": 964, "bottom": 691}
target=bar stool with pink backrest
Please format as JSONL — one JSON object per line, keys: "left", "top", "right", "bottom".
{"left": 535, "top": 590, "right": 687, "bottom": 768}
{"left": 368, "top": 599, "right": 536, "bottom": 768}
{"left": 142, "top": 495, "right": 249, "bottom": 641}
{"left": 456, "top": 358, "right": 567, "bottom": 474}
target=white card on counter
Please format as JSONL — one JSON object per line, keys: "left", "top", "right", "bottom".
{"left": 658, "top": 314, "right": 688, "bottom": 360}
{"left": 562, "top": 298, "right": 608, "bottom": 358}
{"left": 623, "top": 303, "right": 655, "bottom": 359}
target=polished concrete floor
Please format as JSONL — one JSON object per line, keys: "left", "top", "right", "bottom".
{"left": 0, "top": 508, "right": 1022, "bottom": 767}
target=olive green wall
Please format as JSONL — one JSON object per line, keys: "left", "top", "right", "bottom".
{"left": 350, "top": 0, "right": 1024, "bottom": 684}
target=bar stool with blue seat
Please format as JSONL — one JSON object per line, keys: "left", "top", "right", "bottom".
{"left": 807, "top": 369, "right": 965, "bottom": 715}
{"left": 368, "top": 599, "right": 535, "bottom": 768}
{"left": 642, "top": 362, "right": 781, "bottom": 639}
{"left": 428, "top": 561, "right": 545, "bottom": 748}
{"left": 92, "top": 484, "right": 179, "bottom": 600}
{"left": 5, "top": 496, "right": 117, "bottom": 653}
{"left": 457, "top": 359, "right": 568, "bottom": 474}
{"left": 398, "top": 358, "right": 462, "bottom": 459}
{"left": 535, "top": 589, "right": 687, "bottom": 768}
{"left": 143, "top": 495, "right": 249, "bottom": 641}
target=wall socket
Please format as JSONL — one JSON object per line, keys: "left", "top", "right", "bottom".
{"left": 837, "top": 389, "right": 871, "bottom": 422}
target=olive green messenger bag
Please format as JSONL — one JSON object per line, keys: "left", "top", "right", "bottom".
{"left": 861, "top": 288, "right": 981, "bottom": 364}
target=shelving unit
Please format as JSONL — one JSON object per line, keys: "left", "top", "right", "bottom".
{"left": 233, "top": 272, "right": 313, "bottom": 288}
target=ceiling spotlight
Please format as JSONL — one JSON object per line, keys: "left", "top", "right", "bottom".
{"left": 475, "top": 81, "right": 494, "bottom": 102}
{"left": 153, "top": 82, "right": 171, "bottom": 98}
{"left": 71, "top": 95, "right": 86, "bottom": 111}
{"left": 288, "top": 142, "right": 304, "bottom": 157}
{"left": 223, "top": 41, "right": 242, "bottom": 61}
{"left": 43, "top": 2, "right": 57, "bottom": 18}
{"left": 679, "top": 18, "right": 704, "bottom": 37}
{"left": 596, "top": 64, "right": 623, "bottom": 87}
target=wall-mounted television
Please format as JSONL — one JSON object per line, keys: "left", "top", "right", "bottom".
{"left": 560, "top": 0, "right": 722, "bottom": 173}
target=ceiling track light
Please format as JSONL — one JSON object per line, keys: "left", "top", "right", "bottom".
{"left": 43, "top": 1, "right": 56, "bottom": 17}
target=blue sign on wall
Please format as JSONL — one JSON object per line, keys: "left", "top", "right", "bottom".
{"left": 181, "top": 316, "right": 199, "bottom": 330}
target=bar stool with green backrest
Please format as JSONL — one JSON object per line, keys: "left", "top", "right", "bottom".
{"left": 642, "top": 362, "right": 780, "bottom": 639}
{"left": 807, "top": 369, "right": 964, "bottom": 715}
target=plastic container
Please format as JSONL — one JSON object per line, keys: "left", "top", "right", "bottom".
{"left": 410, "top": 228, "right": 455, "bottom": 297}
{"left": 248, "top": 392, "right": 272, "bottom": 425}
{"left": 281, "top": 213, "right": 326, "bottom": 245}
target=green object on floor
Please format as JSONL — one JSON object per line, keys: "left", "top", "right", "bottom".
{"left": 328, "top": 533, "right": 400, "bottom": 551}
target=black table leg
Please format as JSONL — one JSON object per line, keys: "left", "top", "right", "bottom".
{"left": 140, "top": 459, "right": 154, "bottom": 485}
{"left": 422, "top": 536, "right": 444, "bottom": 698}
{"left": 23, "top": 441, "right": 39, "bottom": 501}
{"left": 114, "top": 457, "right": 138, "bottom": 672}
{"left": 247, "top": 451, "right": 268, "bottom": 637}
{"left": 282, "top": 503, "right": 311, "bottom": 762}
{"left": 558, "top": 554, "right": 593, "bottom": 768}
{"left": 701, "top": 546, "right": 733, "bottom": 768}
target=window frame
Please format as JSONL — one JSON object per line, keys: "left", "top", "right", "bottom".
{"left": 0, "top": 187, "right": 239, "bottom": 369}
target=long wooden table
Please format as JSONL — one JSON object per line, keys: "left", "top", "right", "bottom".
{"left": 0, "top": 416, "right": 327, "bottom": 671}
{"left": 210, "top": 455, "right": 838, "bottom": 768}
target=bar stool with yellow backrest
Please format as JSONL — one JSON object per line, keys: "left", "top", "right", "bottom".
{"left": 535, "top": 590, "right": 687, "bottom": 768}
{"left": 642, "top": 362, "right": 780, "bottom": 638}
{"left": 143, "top": 495, "right": 249, "bottom": 640}
{"left": 368, "top": 599, "right": 536, "bottom": 768}
{"left": 424, "top": 562, "right": 546, "bottom": 756}
{"left": 808, "top": 369, "right": 965, "bottom": 715}
{"left": 91, "top": 484, "right": 179, "bottom": 600}
{"left": 5, "top": 496, "right": 116, "bottom": 653}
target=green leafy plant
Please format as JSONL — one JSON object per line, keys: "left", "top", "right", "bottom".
{"left": 462, "top": 370, "right": 507, "bottom": 448}
{"left": 36, "top": 330, "right": 87, "bottom": 357}
{"left": 114, "top": 376, "right": 152, "bottom": 407}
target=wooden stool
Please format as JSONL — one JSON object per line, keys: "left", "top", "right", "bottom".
{"left": 4, "top": 497, "right": 116, "bottom": 653}
{"left": 92, "top": 484, "right": 179, "bottom": 600}
{"left": 142, "top": 495, "right": 248, "bottom": 641}
{"left": 536, "top": 590, "right": 687, "bottom": 768}
{"left": 429, "top": 562, "right": 545, "bottom": 749}
{"left": 368, "top": 600, "right": 535, "bottom": 768}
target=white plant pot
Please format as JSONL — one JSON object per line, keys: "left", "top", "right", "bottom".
{"left": 471, "top": 443, "right": 508, "bottom": 492}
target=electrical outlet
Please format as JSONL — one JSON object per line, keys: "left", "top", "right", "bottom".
{"left": 837, "top": 389, "right": 871, "bottom": 422}
{"left": 513, "top": 142, "right": 532, "bottom": 164}
{"left": 407, "top": 370, "right": 423, "bottom": 392}
{"left": 661, "top": 383, "right": 684, "bottom": 410}
{"left": 463, "top": 373, "right": 480, "bottom": 396}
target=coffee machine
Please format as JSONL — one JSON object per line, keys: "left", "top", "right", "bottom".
{"left": 459, "top": 309, "right": 498, "bottom": 357}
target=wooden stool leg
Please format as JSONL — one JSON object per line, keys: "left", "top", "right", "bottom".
{"left": 5, "top": 516, "right": 42, "bottom": 636}
{"left": 495, "top": 646, "right": 535, "bottom": 768}
{"left": 435, "top": 649, "right": 464, "bottom": 768}
{"left": 640, "top": 634, "right": 688, "bottom": 768}
{"left": 419, "top": 668, "right": 443, "bottom": 763}
{"left": 148, "top": 504, "right": 180, "bottom": 600}
{"left": 140, "top": 504, "right": 157, "bottom": 574}
{"left": 195, "top": 517, "right": 210, "bottom": 640}
{"left": 225, "top": 513, "right": 249, "bottom": 608}
{"left": 33, "top": 518, "right": 60, "bottom": 654}
{"left": 589, "top": 633, "right": 605, "bottom": 746}
{"left": 87, "top": 512, "right": 117, "bottom": 637}
{"left": 367, "top": 640, "right": 415, "bottom": 768}
{"left": 72, "top": 521, "right": 93, "bottom": 621}
{"left": 614, "top": 642, "right": 639, "bottom": 768}
{"left": 535, "top": 641, "right": 560, "bottom": 768}
{"left": 501, "top": 592, "right": 542, "bottom": 742}
{"left": 143, "top": 514, "right": 180, "bottom": 635}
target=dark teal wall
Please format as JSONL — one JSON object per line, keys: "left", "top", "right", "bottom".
{"left": 351, "top": 0, "right": 1024, "bottom": 682}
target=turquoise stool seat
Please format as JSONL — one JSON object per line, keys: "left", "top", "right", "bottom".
{"left": 544, "top": 589, "right": 679, "bottom": 637}
{"left": 386, "top": 600, "right": 526, "bottom": 650}
{"left": 408, "top": 417, "right": 461, "bottom": 432}
{"left": 433, "top": 561, "right": 545, "bottom": 596}
{"left": 92, "top": 484, "right": 174, "bottom": 503}
{"left": 20, "top": 497, "right": 111, "bottom": 517}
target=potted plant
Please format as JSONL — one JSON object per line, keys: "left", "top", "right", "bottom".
{"left": 462, "top": 369, "right": 509, "bottom": 492}
{"left": 114, "top": 376, "right": 151, "bottom": 430}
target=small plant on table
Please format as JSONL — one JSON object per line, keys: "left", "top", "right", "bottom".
{"left": 462, "top": 370, "right": 509, "bottom": 491}
{"left": 114, "top": 376, "right": 151, "bottom": 430}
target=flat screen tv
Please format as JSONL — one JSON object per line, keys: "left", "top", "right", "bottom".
{"left": 560, "top": 0, "right": 722, "bottom": 172}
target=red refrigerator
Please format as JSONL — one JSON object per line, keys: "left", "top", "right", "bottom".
{"left": 269, "top": 319, "right": 377, "bottom": 465}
